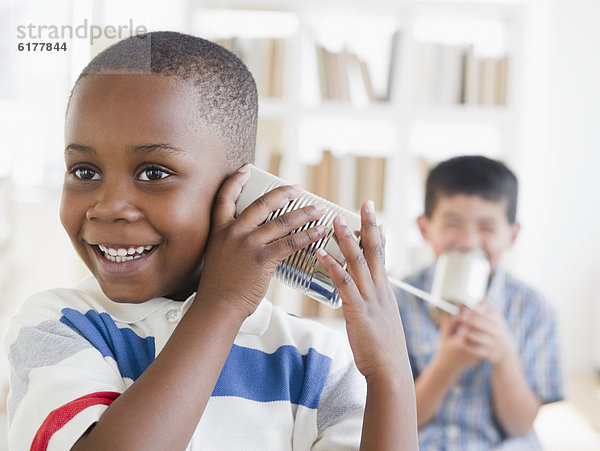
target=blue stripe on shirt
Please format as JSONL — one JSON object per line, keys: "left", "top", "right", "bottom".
{"left": 214, "top": 345, "right": 332, "bottom": 408}
{"left": 59, "top": 308, "right": 332, "bottom": 408}
{"left": 60, "top": 308, "right": 155, "bottom": 381}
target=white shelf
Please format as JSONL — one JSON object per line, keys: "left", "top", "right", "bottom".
{"left": 411, "top": 104, "right": 515, "bottom": 123}
{"left": 191, "top": 0, "right": 525, "bottom": 313}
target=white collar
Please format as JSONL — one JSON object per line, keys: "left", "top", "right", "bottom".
{"left": 77, "top": 275, "right": 273, "bottom": 335}
{"left": 238, "top": 298, "right": 272, "bottom": 336}
{"left": 76, "top": 276, "right": 185, "bottom": 324}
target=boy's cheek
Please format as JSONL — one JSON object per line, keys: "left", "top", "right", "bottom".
{"left": 430, "top": 233, "right": 457, "bottom": 256}
{"left": 481, "top": 238, "right": 511, "bottom": 266}
{"left": 58, "top": 202, "right": 78, "bottom": 237}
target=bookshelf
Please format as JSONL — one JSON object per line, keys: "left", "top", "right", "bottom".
{"left": 190, "top": 0, "right": 525, "bottom": 317}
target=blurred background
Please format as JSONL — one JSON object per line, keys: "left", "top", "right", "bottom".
{"left": 1, "top": 0, "right": 599, "bottom": 449}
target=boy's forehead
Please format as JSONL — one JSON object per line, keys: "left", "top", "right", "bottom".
{"left": 65, "top": 73, "right": 225, "bottom": 159}
{"left": 67, "top": 73, "right": 206, "bottom": 133}
{"left": 434, "top": 194, "right": 509, "bottom": 218}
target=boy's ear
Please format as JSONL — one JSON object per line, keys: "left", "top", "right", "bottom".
{"left": 416, "top": 214, "right": 430, "bottom": 241}
{"left": 509, "top": 221, "right": 521, "bottom": 246}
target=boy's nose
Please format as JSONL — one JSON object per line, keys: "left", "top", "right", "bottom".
{"left": 455, "top": 227, "right": 481, "bottom": 251}
{"left": 86, "top": 185, "right": 141, "bottom": 223}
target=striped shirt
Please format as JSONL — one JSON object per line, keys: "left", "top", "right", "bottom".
{"left": 5, "top": 276, "right": 366, "bottom": 450}
{"left": 395, "top": 265, "right": 564, "bottom": 451}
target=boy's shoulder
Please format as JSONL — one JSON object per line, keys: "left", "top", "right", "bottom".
{"left": 8, "top": 277, "right": 106, "bottom": 323}
{"left": 500, "top": 269, "right": 556, "bottom": 316}
{"left": 2, "top": 277, "right": 103, "bottom": 356}
{"left": 5, "top": 276, "right": 171, "bottom": 338}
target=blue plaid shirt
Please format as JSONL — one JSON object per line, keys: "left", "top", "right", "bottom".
{"left": 396, "top": 265, "right": 564, "bottom": 451}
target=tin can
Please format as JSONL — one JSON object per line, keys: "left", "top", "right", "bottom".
{"left": 236, "top": 165, "right": 361, "bottom": 308}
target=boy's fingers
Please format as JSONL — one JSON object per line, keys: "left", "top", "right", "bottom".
{"left": 440, "top": 315, "right": 460, "bottom": 338}
{"left": 237, "top": 184, "right": 303, "bottom": 227}
{"left": 315, "top": 248, "right": 363, "bottom": 308}
{"left": 463, "top": 309, "right": 494, "bottom": 333}
{"left": 265, "top": 223, "right": 326, "bottom": 263}
{"left": 255, "top": 203, "right": 326, "bottom": 244}
{"left": 333, "top": 216, "right": 374, "bottom": 299}
{"left": 212, "top": 166, "right": 251, "bottom": 226}
{"left": 378, "top": 224, "right": 386, "bottom": 248}
{"left": 463, "top": 330, "right": 493, "bottom": 349}
{"left": 360, "top": 201, "right": 386, "bottom": 285}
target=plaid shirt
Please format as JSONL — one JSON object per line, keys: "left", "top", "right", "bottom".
{"left": 395, "top": 265, "right": 564, "bottom": 451}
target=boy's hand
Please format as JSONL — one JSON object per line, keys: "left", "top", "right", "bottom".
{"left": 315, "top": 201, "right": 406, "bottom": 381}
{"left": 315, "top": 201, "right": 419, "bottom": 448}
{"left": 458, "top": 300, "right": 516, "bottom": 365}
{"left": 197, "top": 166, "right": 326, "bottom": 318}
{"left": 433, "top": 312, "right": 482, "bottom": 378}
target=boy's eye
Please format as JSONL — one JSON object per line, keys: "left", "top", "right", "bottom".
{"left": 73, "top": 167, "right": 100, "bottom": 180}
{"left": 138, "top": 167, "right": 170, "bottom": 181}
{"left": 480, "top": 225, "right": 497, "bottom": 233}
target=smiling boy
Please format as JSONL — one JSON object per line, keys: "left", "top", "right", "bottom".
{"left": 395, "top": 156, "right": 564, "bottom": 450}
{"left": 5, "top": 32, "right": 417, "bottom": 450}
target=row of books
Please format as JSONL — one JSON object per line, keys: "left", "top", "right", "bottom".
{"left": 216, "top": 36, "right": 508, "bottom": 107}
{"left": 416, "top": 43, "right": 509, "bottom": 106}
{"left": 315, "top": 31, "right": 400, "bottom": 103}
{"left": 304, "top": 150, "right": 387, "bottom": 212}
{"left": 215, "top": 37, "right": 286, "bottom": 98}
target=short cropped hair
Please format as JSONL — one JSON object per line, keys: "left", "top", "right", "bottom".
{"left": 69, "top": 31, "right": 258, "bottom": 166}
{"left": 424, "top": 155, "right": 518, "bottom": 224}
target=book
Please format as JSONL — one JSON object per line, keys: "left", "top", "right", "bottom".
{"left": 356, "top": 56, "right": 376, "bottom": 102}
{"left": 305, "top": 152, "right": 387, "bottom": 212}
{"left": 268, "top": 39, "right": 286, "bottom": 98}
{"left": 215, "top": 38, "right": 286, "bottom": 99}
{"left": 436, "top": 44, "right": 465, "bottom": 105}
{"left": 305, "top": 149, "right": 339, "bottom": 204}
{"left": 315, "top": 44, "right": 331, "bottom": 99}
{"left": 315, "top": 44, "right": 383, "bottom": 104}
{"left": 268, "top": 152, "right": 282, "bottom": 177}
{"left": 479, "top": 57, "right": 497, "bottom": 106}
{"left": 354, "top": 156, "right": 387, "bottom": 211}
{"left": 384, "top": 30, "right": 402, "bottom": 102}
{"left": 415, "top": 41, "right": 437, "bottom": 104}
{"left": 347, "top": 53, "right": 374, "bottom": 104}
{"left": 495, "top": 55, "right": 509, "bottom": 105}
{"left": 462, "top": 44, "right": 479, "bottom": 105}
{"left": 337, "top": 153, "right": 357, "bottom": 210}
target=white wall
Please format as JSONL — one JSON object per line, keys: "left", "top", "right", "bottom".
{"left": 517, "top": 0, "right": 600, "bottom": 374}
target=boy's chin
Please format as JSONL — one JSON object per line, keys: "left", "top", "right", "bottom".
{"left": 96, "top": 279, "right": 196, "bottom": 304}
{"left": 96, "top": 281, "right": 157, "bottom": 304}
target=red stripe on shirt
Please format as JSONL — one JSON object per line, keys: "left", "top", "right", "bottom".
{"left": 31, "top": 391, "right": 120, "bottom": 451}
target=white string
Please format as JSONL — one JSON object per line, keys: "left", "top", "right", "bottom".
{"left": 388, "top": 276, "right": 459, "bottom": 315}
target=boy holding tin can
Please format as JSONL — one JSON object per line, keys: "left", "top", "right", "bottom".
{"left": 4, "top": 32, "right": 417, "bottom": 450}
{"left": 395, "top": 155, "right": 564, "bottom": 450}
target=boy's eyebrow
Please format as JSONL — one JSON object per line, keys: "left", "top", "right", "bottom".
{"left": 64, "top": 143, "right": 95, "bottom": 156}
{"left": 64, "top": 143, "right": 187, "bottom": 156}
{"left": 442, "top": 213, "right": 462, "bottom": 219}
{"left": 131, "top": 144, "right": 187, "bottom": 155}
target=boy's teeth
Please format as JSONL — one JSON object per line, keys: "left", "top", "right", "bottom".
{"left": 97, "top": 244, "right": 154, "bottom": 262}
